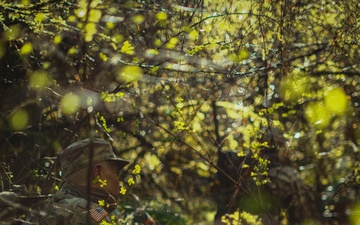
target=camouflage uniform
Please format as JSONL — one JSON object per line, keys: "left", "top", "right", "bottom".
{"left": 34, "top": 183, "right": 121, "bottom": 225}
{"left": 31, "top": 138, "right": 129, "bottom": 225}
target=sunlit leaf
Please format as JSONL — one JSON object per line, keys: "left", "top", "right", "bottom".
{"left": 84, "top": 23, "right": 97, "bottom": 42}
{"left": 68, "top": 47, "right": 79, "bottom": 55}
{"left": 43, "top": 62, "right": 50, "bottom": 69}
{"left": 166, "top": 37, "right": 179, "bottom": 49}
{"left": 229, "top": 137, "right": 239, "bottom": 149}
{"left": 29, "top": 70, "right": 51, "bottom": 89}
{"left": 21, "top": 0, "right": 30, "bottom": 5}
{"left": 154, "top": 39, "right": 162, "bottom": 47}
{"left": 305, "top": 102, "right": 332, "bottom": 129}
{"left": 60, "top": 93, "right": 81, "bottom": 115}
{"left": 1, "top": 24, "right": 21, "bottom": 41}
{"left": 99, "top": 52, "right": 108, "bottom": 62}
{"left": 67, "top": 15, "right": 77, "bottom": 22}
{"left": 117, "top": 65, "right": 143, "bottom": 83}
{"left": 128, "top": 178, "right": 135, "bottom": 185}
{"left": 120, "top": 41, "right": 135, "bottom": 55}
{"left": 191, "top": 121, "right": 202, "bottom": 132}
{"left": 188, "top": 30, "right": 199, "bottom": 41}
{"left": 113, "top": 34, "right": 123, "bottom": 43}
{"left": 106, "top": 22, "right": 115, "bottom": 29}
{"left": 101, "top": 91, "right": 124, "bottom": 102}
{"left": 90, "top": 0, "right": 101, "bottom": 8}
{"left": 132, "top": 164, "right": 141, "bottom": 174}
{"left": 53, "top": 35, "right": 62, "bottom": 44}
{"left": 19, "top": 43, "right": 33, "bottom": 55}
{"left": 145, "top": 49, "right": 159, "bottom": 58}
{"left": 88, "top": 9, "right": 102, "bottom": 23}
{"left": 10, "top": 109, "right": 29, "bottom": 131}
{"left": 132, "top": 15, "right": 145, "bottom": 24}
{"left": 34, "top": 13, "right": 46, "bottom": 23}
{"left": 76, "top": 8, "right": 87, "bottom": 19}
{"left": 350, "top": 203, "right": 360, "bottom": 225}
{"left": 170, "top": 167, "right": 182, "bottom": 175}
{"left": 76, "top": 0, "right": 88, "bottom": 18}
{"left": 120, "top": 186, "right": 127, "bottom": 195}
{"left": 156, "top": 12, "right": 167, "bottom": 21}
{"left": 279, "top": 74, "right": 309, "bottom": 103}
{"left": 238, "top": 49, "right": 250, "bottom": 61}
{"left": 145, "top": 154, "right": 161, "bottom": 171}
{"left": 324, "top": 87, "right": 348, "bottom": 116}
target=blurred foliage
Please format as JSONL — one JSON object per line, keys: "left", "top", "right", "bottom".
{"left": 0, "top": 0, "right": 360, "bottom": 224}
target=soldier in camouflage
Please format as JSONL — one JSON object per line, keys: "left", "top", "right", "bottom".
{"left": 30, "top": 138, "right": 130, "bottom": 225}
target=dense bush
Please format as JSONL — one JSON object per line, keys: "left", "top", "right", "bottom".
{"left": 1, "top": 0, "right": 359, "bottom": 224}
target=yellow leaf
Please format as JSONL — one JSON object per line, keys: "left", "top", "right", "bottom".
{"left": 76, "top": 0, "right": 88, "bottom": 18}
{"left": 324, "top": 87, "right": 348, "bottom": 116}
{"left": 19, "top": 43, "right": 33, "bottom": 55}
{"left": 117, "top": 65, "right": 142, "bottom": 83}
{"left": 68, "top": 47, "right": 79, "bottom": 55}
{"left": 106, "top": 22, "right": 115, "bottom": 29}
{"left": 154, "top": 39, "right": 162, "bottom": 47}
{"left": 120, "top": 41, "right": 135, "bottom": 55}
{"left": 90, "top": 0, "right": 101, "bottom": 8}
{"left": 84, "top": 23, "right": 97, "bottom": 42}
{"left": 132, "top": 15, "right": 145, "bottom": 24}
{"left": 43, "top": 62, "right": 50, "bottom": 69}
{"left": 188, "top": 30, "right": 199, "bottom": 40}
{"left": 60, "top": 93, "right": 81, "bottom": 115}
{"left": 191, "top": 121, "right": 202, "bottom": 132}
{"left": 76, "top": 8, "right": 87, "bottom": 19}
{"left": 166, "top": 37, "right": 178, "bottom": 49}
{"left": 279, "top": 74, "right": 309, "bottom": 103}
{"left": 53, "top": 35, "right": 62, "bottom": 44}
{"left": 127, "top": 178, "right": 135, "bottom": 185}
{"left": 101, "top": 91, "right": 124, "bottom": 102}
{"left": 88, "top": 9, "right": 102, "bottom": 23}
{"left": 98, "top": 200, "right": 105, "bottom": 206}
{"left": 350, "top": 203, "right": 360, "bottom": 225}
{"left": 29, "top": 70, "right": 50, "bottom": 89}
{"left": 145, "top": 154, "right": 161, "bottom": 170}
{"left": 145, "top": 49, "right": 159, "bottom": 58}
{"left": 156, "top": 12, "right": 167, "bottom": 21}
{"left": 99, "top": 52, "right": 108, "bottom": 62}
{"left": 34, "top": 13, "right": 46, "bottom": 23}
{"left": 170, "top": 167, "right": 182, "bottom": 175}
{"left": 305, "top": 102, "right": 332, "bottom": 129}
{"left": 238, "top": 49, "right": 250, "bottom": 61}
{"left": 113, "top": 35, "right": 123, "bottom": 43}
{"left": 67, "top": 15, "right": 77, "bottom": 22}
{"left": 229, "top": 138, "right": 239, "bottom": 149}
{"left": 21, "top": 0, "right": 30, "bottom": 5}
{"left": 132, "top": 164, "right": 141, "bottom": 174}
{"left": 10, "top": 109, "right": 29, "bottom": 131}
{"left": 120, "top": 186, "right": 127, "bottom": 195}
{"left": 2, "top": 24, "right": 21, "bottom": 41}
